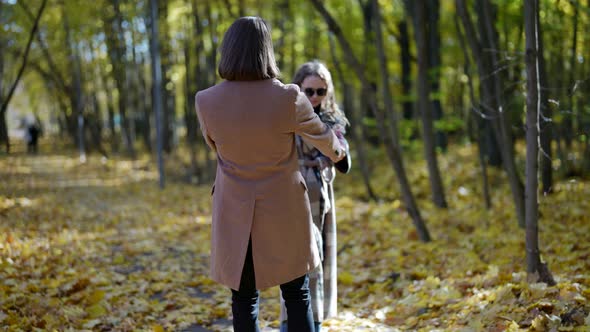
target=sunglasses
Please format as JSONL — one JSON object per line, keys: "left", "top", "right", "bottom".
{"left": 303, "top": 88, "right": 327, "bottom": 97}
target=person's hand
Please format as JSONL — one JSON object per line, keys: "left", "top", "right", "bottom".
{"left": 331, "top": 124, "right": 348, "bottom": 161}
{"left": 332, "top": 124, "right": 346, "bottom": 138}
{"left": 334, "top": 150, "right": 346, "bottom": 163}
{"left": 302, "top": 159, "right": 318, "bottom": 167}
{"left": 302, "top": 156, "right": 333, "bottom": 169}
{"left": 316, "top": 156, "right": 332, "bottom": 170}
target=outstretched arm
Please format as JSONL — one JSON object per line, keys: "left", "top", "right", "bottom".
{"left": 294, "top": 92, "right": 344, "bottom": 162}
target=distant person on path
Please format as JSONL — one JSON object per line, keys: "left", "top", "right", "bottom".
{"left": 25, "top": 116, "right": 42, "bottom": 154}
{"left": 195, "top": 17, "right": 346, "bottom": 332}
{"left": 280, "top": 61, "right": 351, "bottom": 332}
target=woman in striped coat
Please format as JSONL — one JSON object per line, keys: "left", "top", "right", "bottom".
{"left": 280, "top": 60, "right": 351, "bottom": 332}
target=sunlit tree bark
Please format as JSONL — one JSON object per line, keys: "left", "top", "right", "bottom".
{"left": 406, "top": 0, "right": 448, "bottom": 208}
{"left": 524, "top": 0, "right": 555, "bottom": 285}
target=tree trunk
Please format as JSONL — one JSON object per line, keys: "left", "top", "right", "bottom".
{"left": 581, "top": 0, "right": 590, "bottom": 174}
{"left": 409, "top": 0, "right": 448, "bottom": 208}
{"left": 158, "top": 0, "right": 174, "bottom": 153}
{"left": 0, "top": 112, "right": 7, "bottom": 154}
{"left": 311, "top": 0, "right": 431, "bottom": 241}
{"left": 523, "top": 0, "right": 555, "bottom": 285}
{"left": 129, "top": 24, "right": 151, "bottom": 152}
{"left": 191, "top": 0, "right": 206, "bottom": 181}
{"left": 106, "top": 0, "right": 135, "bottom": 157}
{"left": 238, "top": 0, "right": 245, "bottom": 17}
{"left": 426, "top": 0, "right": 447, "bottom": 150}
{"left": 0, "top": 45, "right": 6, "bottom": 153}
{"left": 184, "top": 28, "right": 199, "bottom": 180}
{"left": 274, "top": 0, "right": 289, "bottom": 70}
{"left": 137, "top": 52, "right": 152, "bottom": 152}
{"left": 454, "top": 15, "right": 492, "bottom": 209}
{"left": 220, "top": 0, "right": 235, "bottom": 17}
{"left": 359, "top": 0, "right": 380, "bottom": 146}
{"left": 62, "top": 1, "right": 86, "bottom": 160}
{"left": 116, "top": 1, "right": 134, "bottom": 157}
{"left": 193, "top": 0, "right": 212, "bottom": 182}
{"left": 346, "top": 83, "right": 378, "bottom": 201}
{"left": 399, "top": 20, "right": 414, "bottom": 121}
{"left": 484, "top": 1, "right": 526, "bottom": 226}
{"left": 477, "top": 1, "right": 523, "bottom": 187}
{"left": 456, "top": 0, "right": 525, "bottom": 227}
{"left": 537, "top": 11, "right": 552, "bottom": 194}
{"left": 328, "top": 35, "right": 377, "bottom": 201}
{"left": 205, "top": 0, "right": 218, "bottom": 87}
{"left": 150, "top": 0, "right": 165, "bottom": 189}
{"left": 563, "top": 2, "right": 578, "bottom": 148}
{"left": 476, "top": 0, "right": 511, "bottom": 160}
{"left": 87, "top": 41, "right": 108, "bottom": 157}
{"left": 305, "top": 5, "right": 320, "bottom": 60}
{"left": 193, "top": 0, "right": 209, "bottom": 91}
{"left": 289, "top": 7, "right": 297, "bottom": 80}
{"left": 458, "top": 0, "right": 502, "bottom": 167}
{"left": 204, "top": 0, "right": 218, "bottom": 181}
{"left": 99, "top": 60, "right": 118, "bottom": 152}
{"left": 0, "top": 2, "right": 5, "bottom": 153}
{"left": 53, "top": 89, "right": 70, "bottom": 140}
{"left": 88, "top": 93, "right": 108, "bottom": 157}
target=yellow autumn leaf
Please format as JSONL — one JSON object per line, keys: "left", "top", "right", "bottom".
{"left": 86, "top": 303, "right": 107, "bottom": 319}
{"left": 86, "top": 290, "right": 105, "bottom": 305}
{"left": 338, "top": 272, "right": 354, "bottom": 286}
{"left": 113, "top": 253, "right": 125, "bottom": 264}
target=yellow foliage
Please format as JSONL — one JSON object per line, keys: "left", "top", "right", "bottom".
{"left": 338, "top": 271, "right": 355, "bottom": 286}
{"left": 86, "top": 290, "right": 105, "bottom": 305}
{"left": 1, "top": 150, "right": 588, "bottom": 331}
{"left": 86, "top": 303, "right": 107, "bottom": 319}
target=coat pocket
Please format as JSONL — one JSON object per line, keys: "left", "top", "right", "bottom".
{"left": 211, "top": 184, "right": 215, "bottom": 196}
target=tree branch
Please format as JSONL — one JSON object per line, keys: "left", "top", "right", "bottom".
{"left": 17, "top": 0, "right": 69, "bottom": 94}
{"left": 0, "top": 0, "right": 48, "bottom": 115}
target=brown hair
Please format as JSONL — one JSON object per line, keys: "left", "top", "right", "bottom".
{"left": 218, "top": 17, "right": 280, "bottom": 81}
{"left": 292, "top": 60, "right": 349, "bottom": 127}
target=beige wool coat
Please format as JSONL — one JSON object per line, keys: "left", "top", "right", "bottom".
{"left": 195, "top": 78, "right": 344, "bottom": 290}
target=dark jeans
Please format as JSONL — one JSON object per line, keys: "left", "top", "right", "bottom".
{"left": 280, "top": 320, "right": 321, "bottom": 332}
{"left": 231, "top": 239, "right": 314, "bottom": 332}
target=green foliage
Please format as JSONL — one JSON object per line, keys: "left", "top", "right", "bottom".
{"left": 399, "top": 118, "right": 418, "bottom": 140}
{"left": 2, "top": 0, "right": 586, "bottom": 144}
{"left": 434, "top": 115, "right": 464, "bottom": 134}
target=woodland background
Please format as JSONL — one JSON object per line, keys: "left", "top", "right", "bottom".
{"left": 1, "top": 0, "right": 589, "bottom": 331}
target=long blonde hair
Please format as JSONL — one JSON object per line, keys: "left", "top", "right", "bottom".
{"left": 292, "top": 60, "right": 349, "bottom": 128}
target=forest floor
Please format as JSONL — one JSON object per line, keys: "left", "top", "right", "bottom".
{"left": 1, "top": 140, "right": 589, "bottom": 331}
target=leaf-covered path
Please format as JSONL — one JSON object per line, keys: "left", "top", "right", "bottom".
{"left": 1, "top": 150, "right": 589, "bottom": 331}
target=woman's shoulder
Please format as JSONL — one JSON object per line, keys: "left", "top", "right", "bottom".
{"left": 267, "top": 80, "right": 308, "bottom": 109}
{"left": 197, "top": 79, "right": 302, "bottom": 105}
{"left": 195, "top": 81, "right": 228, "bottom": 103}
{"left": 270, "top": 79, "right": 301, "bottom": 97}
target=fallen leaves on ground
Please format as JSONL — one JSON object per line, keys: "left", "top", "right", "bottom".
{"left": 1, "top": 145, "right": 589, "bottom": 331}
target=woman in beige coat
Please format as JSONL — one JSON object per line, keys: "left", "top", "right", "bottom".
{"left": 195, "top": 17, "right": 345, "bottom": 332}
